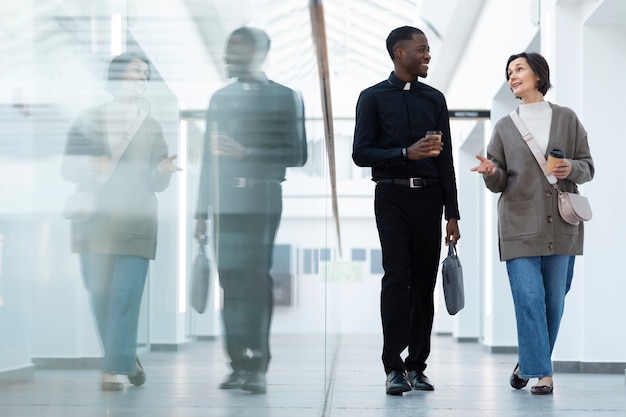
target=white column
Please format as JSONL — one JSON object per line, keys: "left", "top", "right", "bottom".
{"left": 453, "top": 123, "right": 489, "bottom": 342}
{"left": 0, "top": 0, "right": 35, "bottom": 380}
{"left": 480, "top": 93, "right": 521, "bottom": 351}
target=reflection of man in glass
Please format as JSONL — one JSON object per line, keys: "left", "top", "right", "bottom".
{"left": 195, "top": 27, "right": 307, "bottom": 394}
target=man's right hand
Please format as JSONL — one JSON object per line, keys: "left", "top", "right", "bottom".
{"left": 195, "top": 219, "right": 208, "bottom": 245}
{"left": 406, "top": 136, "right": 443, "bottom": 160}
{"left": 212, "top": 134, "right": 246, "bottom": 159}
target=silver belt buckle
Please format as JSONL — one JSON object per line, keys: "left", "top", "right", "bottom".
{"left": 409, "top": 177, "right": 422, "bottom": 188}
{"left": 234, "top": 177, "right": 247, "bottom": 187}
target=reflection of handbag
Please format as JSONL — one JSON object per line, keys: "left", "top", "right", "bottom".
{"left": 62, "top": 111, "right": 147, "bottom": 222}
{"left": 441, "top": 241, "right": 465, "bottom": 315}
{"left": 190, "top": 244, "right": 211, "bottom": 314}
{"left": 509, "top": 110, "right": 592, "bottom": 226}
{"left": 61, "top": 191, "right": 98, "bottom": 222}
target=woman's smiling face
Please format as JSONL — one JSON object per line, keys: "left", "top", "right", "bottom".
{"left": 507, "top": 57, "right": 540, "bottom": 100}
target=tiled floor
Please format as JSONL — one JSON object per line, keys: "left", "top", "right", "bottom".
{"left": 1, "top": 334, "right": 626, "bottom": 417}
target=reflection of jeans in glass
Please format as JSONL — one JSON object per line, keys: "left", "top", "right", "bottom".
{"left": 80, "top": 253, "right": 148, "bottom": 374}
{"left": 506, "top": 255, "right": 573, "bottom": 378}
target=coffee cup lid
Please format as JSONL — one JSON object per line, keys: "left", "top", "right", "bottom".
{"left": 549, "top": 148, "right": 565, "bottom": 158}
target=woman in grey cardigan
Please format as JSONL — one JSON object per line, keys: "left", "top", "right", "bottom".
{"left": 62, "top": 53, "right": 181, "bottom": 391}
{"left": 471, "top": 52, "right": 594, "bottom": 395}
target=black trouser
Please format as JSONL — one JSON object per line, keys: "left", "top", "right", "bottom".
{"left": 215, "top": 182, "right": 282, "bottom": 373}
{"left": 374, "top": 183, "right": 443, "bottom": 374}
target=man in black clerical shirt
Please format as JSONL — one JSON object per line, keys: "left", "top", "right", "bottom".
{"left": 195, "top": 27, "right": 307, "bottom": 394}
{"left": 352, "top": 26, "right": 461, "bottom": 396}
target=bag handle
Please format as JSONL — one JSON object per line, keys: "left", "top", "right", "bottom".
{"left": 448, "top": 240, "right": 457, "bottom": 257}
{"left": 509, "top": 110, "right": 557, "bottom": 186}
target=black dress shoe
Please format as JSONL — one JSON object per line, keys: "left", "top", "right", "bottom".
{"left": 219, "top": 370, "right": 247, "bottom": 389}
{"left": 241, "top": 371, "right": 266, "bottom": 394}
{"left": 531, "top": 383, "right": 554, "bottom": 395}
{"left": 509, "top": 363, "right": 529, "bottom": 389}
{"left": 128, "top": 358, "right": 146, "bottom": 386}
{"left": 385, "top": 370, "right": 411, "bottom": 395}
{"left": 406, "top": 370, "right": 434, "bottom": 391}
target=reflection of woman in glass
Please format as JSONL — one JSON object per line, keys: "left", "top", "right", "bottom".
{"left": 472, "top": 52, "right": 593, "bottom": 395}
{"left": 62, "top": 53, "right": 180, "bottom": 391}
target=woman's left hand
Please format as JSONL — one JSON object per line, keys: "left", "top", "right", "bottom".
{"left": 552, "top": 159, "right": 572, "bottom": 180}
{"left": 158, "top": 154, "right": 183, "bottom": 173}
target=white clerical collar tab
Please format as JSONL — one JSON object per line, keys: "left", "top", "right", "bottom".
{"left": 403, "top": 82, "right": 411, "bottom": 91}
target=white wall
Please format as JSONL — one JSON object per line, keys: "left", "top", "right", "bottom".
{"left": 557, "top": 0, "right": 626, "bottom": 364}
{"left": 445, "top": 0, "right": 626, "bottom": 368}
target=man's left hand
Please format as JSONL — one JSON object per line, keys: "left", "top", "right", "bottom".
{"left": 445, "top": 218, "right": 460, "bottom": 246}
{"left": 213, "top": 134, "right": 246, "bottom": 159}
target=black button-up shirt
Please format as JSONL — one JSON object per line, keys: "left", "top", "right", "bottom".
{"left": 352, "top": 72, "right": 460, "bottom": 220}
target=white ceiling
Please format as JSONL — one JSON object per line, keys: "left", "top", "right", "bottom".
{"left": 180, "top": 0, "right": 489, "bottom": 115}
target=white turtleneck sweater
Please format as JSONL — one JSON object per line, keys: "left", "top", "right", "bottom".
{"left": 105, "top": 101, "right": 140, "bottom": 151}
{"left": 518, "top": 101, "right": 552, "bottom": 154}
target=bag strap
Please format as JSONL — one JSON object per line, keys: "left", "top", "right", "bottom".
{"left": 509, "top": 110, "right": 557, "bottom": 186}
{"left": 448, "top": 240, "right": 457, "bottom": 257}
{"left": 99, "top": 110, "right": 147, "bottom": 183}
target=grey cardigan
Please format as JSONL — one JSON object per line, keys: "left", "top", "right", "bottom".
{"left": 62, "top": 104, "right": 172, "bottom": 260}
{"left": 484, "top": 103, "right": 594, "bottom": 261}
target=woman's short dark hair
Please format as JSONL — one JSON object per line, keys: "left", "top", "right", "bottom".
{"left": 506, "top": 52, "right": 552, "bottom": 96}
{"left": 386, "top": 26, "right": 425, "bottom": 61}
{"left": 107, "top": 53, "right": 151, "bottom": 82}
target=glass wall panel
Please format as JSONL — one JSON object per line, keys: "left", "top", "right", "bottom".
{"left": 0, "top": 0, "right": 340, "bottom": 412}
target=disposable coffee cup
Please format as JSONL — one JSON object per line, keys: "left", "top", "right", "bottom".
{"left": 426, "top": 130, "right": 443, "bottom": 156}
{"left": 546, "top": 148, "right": 565, "bottom": 173}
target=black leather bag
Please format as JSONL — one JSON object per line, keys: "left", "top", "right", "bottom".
{"left": 441, "top": 241, "right": 465, "bottom": 315}
{"left": 190, "top": 244, "right": 211, "bottom": 314}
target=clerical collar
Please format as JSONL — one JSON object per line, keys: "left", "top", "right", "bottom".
{"left": 240, "top": 73, "right": 269, "bottom": 90}
{"left": 387, "top": 72, "right": 419, "bottom": 91}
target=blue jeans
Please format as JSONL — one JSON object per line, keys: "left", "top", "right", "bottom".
{"left": 81, "top": 253, "right": 149, "bottom": 375}
{"left": 506, "top": 255, "right": 573, "bottom": 378}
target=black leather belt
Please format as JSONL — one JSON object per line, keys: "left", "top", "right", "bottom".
{"left": 225, "top": 178, "right": 279, "bottom": 188}
{"left": 376, "top": 177, "right": 440, "bottom": 188}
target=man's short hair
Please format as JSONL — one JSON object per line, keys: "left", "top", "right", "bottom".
{"left": 229, "top": 27, "right": 271, "bottom": 57}
{"left": 386, "top": 26, "right": 425, "bottom": 61}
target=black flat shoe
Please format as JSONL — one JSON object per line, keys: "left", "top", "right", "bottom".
{"left": 531, "top": 383, "right": 554, "bottom": 395}
{"left": 128, "top": 358, "right": 146, "bottom": 386}
{"left": 510, "top": 363, "right": 529, "bottom": 389}
{"left": 385, "top": 370, "right": 411, "bottom": 396}
{"left": 406, "top": 370, "right": 435, "bottom": 391}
